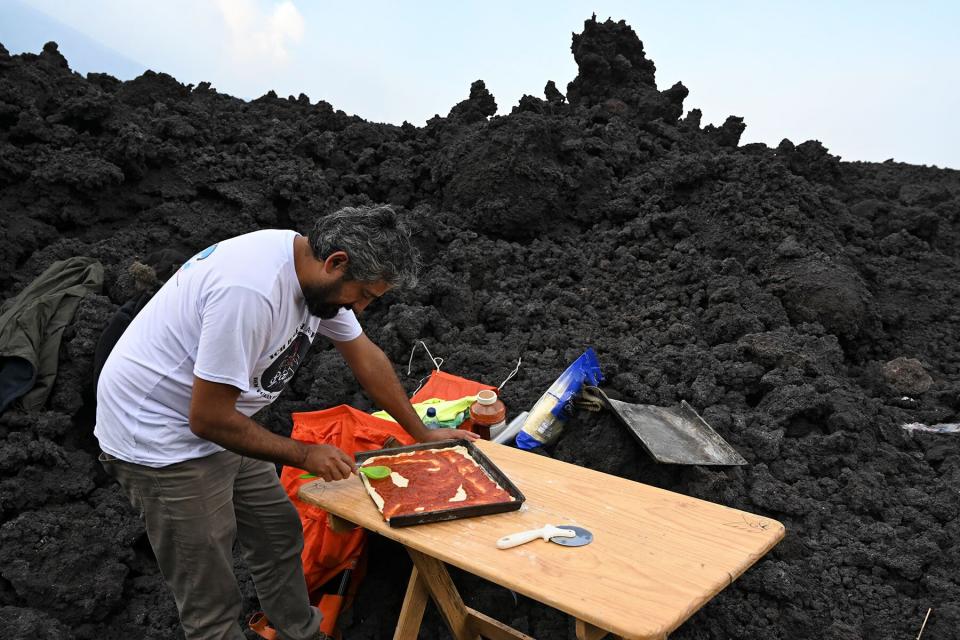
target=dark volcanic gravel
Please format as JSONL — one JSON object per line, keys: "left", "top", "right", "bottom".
{"left": 2, "top": 15, "right": 959, "bottom": 640}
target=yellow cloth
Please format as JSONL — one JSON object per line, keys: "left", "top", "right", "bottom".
{"left": 373, "top": 396, "right": 476, "bottom": 424}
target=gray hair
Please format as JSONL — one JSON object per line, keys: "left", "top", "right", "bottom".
{"left": 308, "top": 204, "right": 421, "bottom": 289}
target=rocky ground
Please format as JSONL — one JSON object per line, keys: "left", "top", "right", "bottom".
{"left": 1, "top": 15, "right": 959, "bottom": 640}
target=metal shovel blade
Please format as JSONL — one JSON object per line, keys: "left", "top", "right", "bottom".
{"left": 581, "top": 386, "right": 747, "bottom": 466}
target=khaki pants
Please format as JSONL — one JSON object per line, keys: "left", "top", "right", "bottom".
{"left": 100, "top": 449, "right": 323, "bottom": 640}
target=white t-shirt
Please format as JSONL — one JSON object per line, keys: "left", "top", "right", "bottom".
{"left": 95, "top": 229, "right": 362, "bottom": 467}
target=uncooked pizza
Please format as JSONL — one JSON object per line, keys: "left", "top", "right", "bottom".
{"left": 359, "top": 445, "right": 515, "bottom": 521}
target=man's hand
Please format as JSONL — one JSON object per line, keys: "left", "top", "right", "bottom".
{"left": 419, "top": 428, "right": 479, "bottom": 443}
{"left": 301, "top": 444, "right": 355, "bottom": 481}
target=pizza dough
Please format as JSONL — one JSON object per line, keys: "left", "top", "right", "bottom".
{"left": 359, "top": 446, "right": 515, "bottom": 521}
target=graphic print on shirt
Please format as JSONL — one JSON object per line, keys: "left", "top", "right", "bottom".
{"left": 176, "top": 243, "right": 219, "bottom": 285}
{"left": 254, "top": 321, "right": 316, "bottom": 397}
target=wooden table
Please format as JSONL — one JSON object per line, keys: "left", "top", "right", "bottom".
{"left": 299, "top": 440, "right": 784, "bottom": 640}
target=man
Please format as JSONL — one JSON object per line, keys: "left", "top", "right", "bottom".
{"left": 95, "top": 205, "right": 476, "bottom": 640}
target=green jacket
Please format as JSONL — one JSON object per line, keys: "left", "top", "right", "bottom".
{"left": 0, "top": 257, "right": 103, "bottom": 413}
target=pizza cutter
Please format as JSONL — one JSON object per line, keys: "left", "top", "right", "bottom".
{"left": 496, "top": 524, "right": 593, "bottom": 549}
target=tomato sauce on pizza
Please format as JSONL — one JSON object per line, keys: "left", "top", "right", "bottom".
{"left": 360, "top": 446, "right": 514, "bottom": 521}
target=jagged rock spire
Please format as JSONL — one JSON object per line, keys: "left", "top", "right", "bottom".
{"left": 566, "top": 15, "right": 687, "bottom": 123}
{"left": 566, "top": 15, "right": 656, "bottom": 104}
{"left": 447, "top": 80, "right": 498, "bottom": 123}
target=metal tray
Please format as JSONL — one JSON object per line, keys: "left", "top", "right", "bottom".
{"left": 355, "top": 439, "right": 525, "bottom": 527}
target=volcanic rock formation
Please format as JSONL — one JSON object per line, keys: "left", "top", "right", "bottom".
{"left": 1, "top": 16, "right": 959, "bottom": 640}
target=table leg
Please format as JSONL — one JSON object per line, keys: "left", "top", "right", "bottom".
{"left": 575, "top": 618, "right": 623, "bottom": 640}
{"left": 407, "top": 548, "right": 479, "bottom": 640}
{"left": 466, "top": 607, "right": 535, "bottom": 640}
{"left": 393, "top": 566, "right": 429, "bottom": 640}
{"left": 327, "top": 513, "right": 358, "bottom": 533}
{"left": 400, "top": 549, "right": 537, "bottom": 640}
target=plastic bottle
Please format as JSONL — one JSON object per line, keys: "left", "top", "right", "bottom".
{"left": 516, "top": 349, "right": 602, "bottom": 450}
{"left": 423, "top": 406, "right": 441, "bottom": 429}
{"left": 469, "top": 390, "right": 507, "bottom": 440}
{"left": 515, "top": 391, "right": 564, "bottom": 449}
{"left": 492, "top": 410, "right": 528, "bottom": 444}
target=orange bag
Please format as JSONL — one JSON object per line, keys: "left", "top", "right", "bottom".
{"left": 411, "top": 369, "right": 497, "bottom": 410}
{"left": 251, "top": 372, "right": 496, "bottom": 638}
{"left": 412, "top": 370, "right": 497, "bottom": 434}
{"left": 282, "top": 405, "right": 415, "bottom": 595}
{"left": 251, "top": 405, "right": 413, "bottom": 639}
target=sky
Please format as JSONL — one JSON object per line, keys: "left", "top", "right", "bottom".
{"left": 1, "top": 1, "right": 958, "bottom": 169}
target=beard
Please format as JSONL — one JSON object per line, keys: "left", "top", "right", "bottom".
{"left": 302, "top": 279, "right": 352, "bottom": 319}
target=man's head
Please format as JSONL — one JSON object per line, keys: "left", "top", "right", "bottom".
{"left": 302, "top": 204, "right": 420, "bottom": 319}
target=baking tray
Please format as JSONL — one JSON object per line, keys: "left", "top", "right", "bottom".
{"left": 355, "top": 439, "right": 525, "bottom": 527}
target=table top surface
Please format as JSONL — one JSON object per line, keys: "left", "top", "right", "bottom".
{"left": 299, "top": 440, "right": 784, "bottom": 640}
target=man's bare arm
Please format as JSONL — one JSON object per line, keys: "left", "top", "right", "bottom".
{"left": 334, "top": 333, "right": 478, "bottom": 443}
{"left": 189, "top": 376, "right": 354, "bottom": 480}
